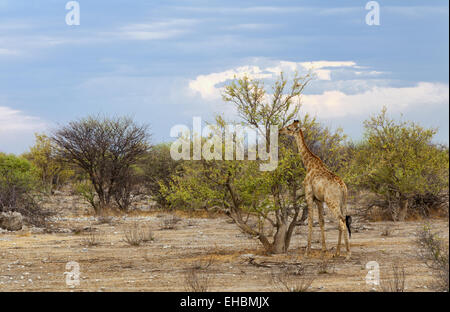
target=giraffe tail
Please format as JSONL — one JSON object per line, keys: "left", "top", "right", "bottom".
{"left": 345, "top": 215, "right": 352, "bottom": 238}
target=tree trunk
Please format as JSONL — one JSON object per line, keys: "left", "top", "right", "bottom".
{"left": 397, "top": 198, "right": 409, "bottom": 221}
{"left": 271, "top": 222, "right": 288, "bottom": 254}
{"left": 299, "top": 205, "right": 308, "bottom": 223}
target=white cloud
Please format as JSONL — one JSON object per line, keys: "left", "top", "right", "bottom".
{"left": 0, "top": 48, "right": 19, "bottom": 56}
{"left": 189, "top": 60, "right": 358, "bottom": 99}
{"left": 188, "top": 65, "right": 273, "bottom": 100}
{"left": 0, "top": 18, "right": 198, "bottom": 59}
{"left": 223, "top": 23, "right": 272, "bottom": 31}
{"left": 384, "top": 6, "right": 449, "bottom": 17}
{"left": 0, "top": 106, "right": 47, "bottom": 150}
{"left": 187, "top": 60, "right": 449, "bottom": 122}
{"left": 114, "top": 19, "right": 198, "bottom": 41}
{"left": 301, "top": 82, "right": 449, "bottom": 118}
{"left": 172, "top": 6, "right": 359, "bottom": 15}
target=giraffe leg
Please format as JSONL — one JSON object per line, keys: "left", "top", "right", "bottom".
{"left": 304, "top": 186, "right": 314, "bottom": 258}
{"left": 326, "top": 201, "right": 344, "bottom": 258}
{"left": 315, "top": 200, "right": 327, "bottom": 254}
{"left": 335, "top": 223, "right": 342, "bottom": 257}
{"left": 342, "top": 219, "right": 351, "bottom": 260}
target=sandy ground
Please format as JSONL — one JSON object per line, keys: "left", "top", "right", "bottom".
{"left": 0, "top": 194, "right": 448, "bottom": 292}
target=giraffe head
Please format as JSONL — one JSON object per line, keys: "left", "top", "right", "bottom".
{"left": 279, "top": 120, "right": 305, "bottom": 137}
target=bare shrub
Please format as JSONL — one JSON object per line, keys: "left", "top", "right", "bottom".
{"left": 72, "top": 226, "right": 85, "bottom": 235}
{"left": 380, "top": 263, "right": 406, "bottom": 292}
{"left": 318, "top": 259, "right": 334, "bottom": 274}
{"left": 82, "top": 231, "right": 103, "bottom": 247}
{"left": 72, "top": 226, "right": 95, "bottom": 235}
{"left": 123, "top": 223, "right": 154, "bottom": 246}
{"left": 53, "top": 116, "right": 150, "bottom": 213}
{"left": 184, "top": 265, "right": 211, "bottom": 292}
{"left": 96, "top": 216, "right": 115, "bottom": 225}
{"left": 416, "top": 225, "right": 449, "bottom": 292}
{"left": 191, "top": 257, "right": 214, "bottom": 270}
{"left": 381, "top": 225, "right": 392, "bottom": 237}
{"left": 187, "top": 219, "right": 199, "bottom": 227}
{"left": 271, "top": 265, "right": 314, "bottom": 292}
{"left": 160, "top": 215, "right": 181, "bottom": 230}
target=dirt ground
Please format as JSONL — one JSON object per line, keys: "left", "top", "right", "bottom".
{"left": 0, "top": 193, "right": 448, "bottom": 292}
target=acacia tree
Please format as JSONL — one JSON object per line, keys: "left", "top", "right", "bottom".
{"left": 52, "top": 116, "right": 150, "bottom": 214}
{"left": 164, "top": 73, "right": 346, "bottom": 253}
{"left": 164, "top": 137, "right": 303, "bottom": 253}
{"left": 349, "top": 107, "right": 449, "bottom": 220}
{"left": 23, "top": 133, "right": 74, "bottom": 194}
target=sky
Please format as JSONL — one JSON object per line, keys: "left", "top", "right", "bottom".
{"left": 0, "top": 0, "right": 448, "bottom": 154}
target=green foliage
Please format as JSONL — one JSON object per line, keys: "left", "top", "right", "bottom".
{"left": 348, "top": 107, "right": 449, "bottom": 219}
{"left": 74, "top": 179, "right": 97, "bottom": 210}
{"left": 23, "top": 133, "right": 74, "bottom": 193}
{"left": 0, "top": 153, "right": 44, "bottom": 225}
{"left": 138, "top": 143, "right": 182, "bottom": 207}
{"left": 0, "top": 153, "right": 38, "bottom": 195}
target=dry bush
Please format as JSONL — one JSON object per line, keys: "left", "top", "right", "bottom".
{"left": 96, "top": 216, "right": 114, "bottom": 225}
{"left": 380, "top": 263, "right": 406, "bottom": 292}
{"left": 123, "top": 223, "right": 154, "bottom": 246}
{"left": 72, "top": 226, "right": 85, "bottom": 235}
{"left": 271, "top": 264, "right": 314, "bottom": 292}
{"left": 184, "top": 265, "right": 211, "bottom": 292}
{"left": 53, "top": 116, "right": 150, "bottom": 213}
{"left": 187, "top": 219, "right": 199, "bottom": 227}
{"left": 72, "top": 226, "right": 95, "bottom": 235}
{"left": 416, "top": 225, "right": 449, "bottom": 292}
{"left": 160, "top": 215, "right": 181, "bottom": 230}
{"left": 191, "top": 257, "right": 214, "bottom": 270}
{"left": 381, "top": 225, "right": 392, "bottom": 237}
{"left": 318, "top": 259, "right": 334, "bottom": 274}
{"left": 82, "top": 231, "right": 103, "bottom": 247}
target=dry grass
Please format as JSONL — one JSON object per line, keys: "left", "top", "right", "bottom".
{"left": 271, "top": 264, "right": 315, "bottom": 292}
{"left": 96, "top": 216, "right": 115, "bottom": 225}
{"left": 416, "top": 224, "right": 449, "bottom": 292}
{"left": 123, "top": 223, "right": 154, "bottom": 246}
{"left": 318, "top": 258, "right": 334, "bottom": 274}
{"left": 82, "top": 231, "right": 103, "bottom": 247}
{"left": 160, "top": 215, "right": 182, "bottom": 230}
{"left": 380, "top": 263, "right": 406, "bottom": 292}
{"left": 72, "top": 226, "right": 96, "bottom": 235}
{"left": 381, "top": 225, "right": 392, "bottom": 237}
{"left": 184, "top": 262, "right": 212, "bottom": 292}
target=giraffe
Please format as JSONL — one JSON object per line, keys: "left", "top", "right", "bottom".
{"left": 279, "top": 120, "right": 352, "bottom": 259}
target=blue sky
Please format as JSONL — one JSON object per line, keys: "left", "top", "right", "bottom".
{"left": 0, "top": 0, "right": 448, "bottom": 154}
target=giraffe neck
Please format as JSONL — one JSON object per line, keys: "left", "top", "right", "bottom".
{"left": 294, "top": 130, "right": 321, "bottom": 171}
